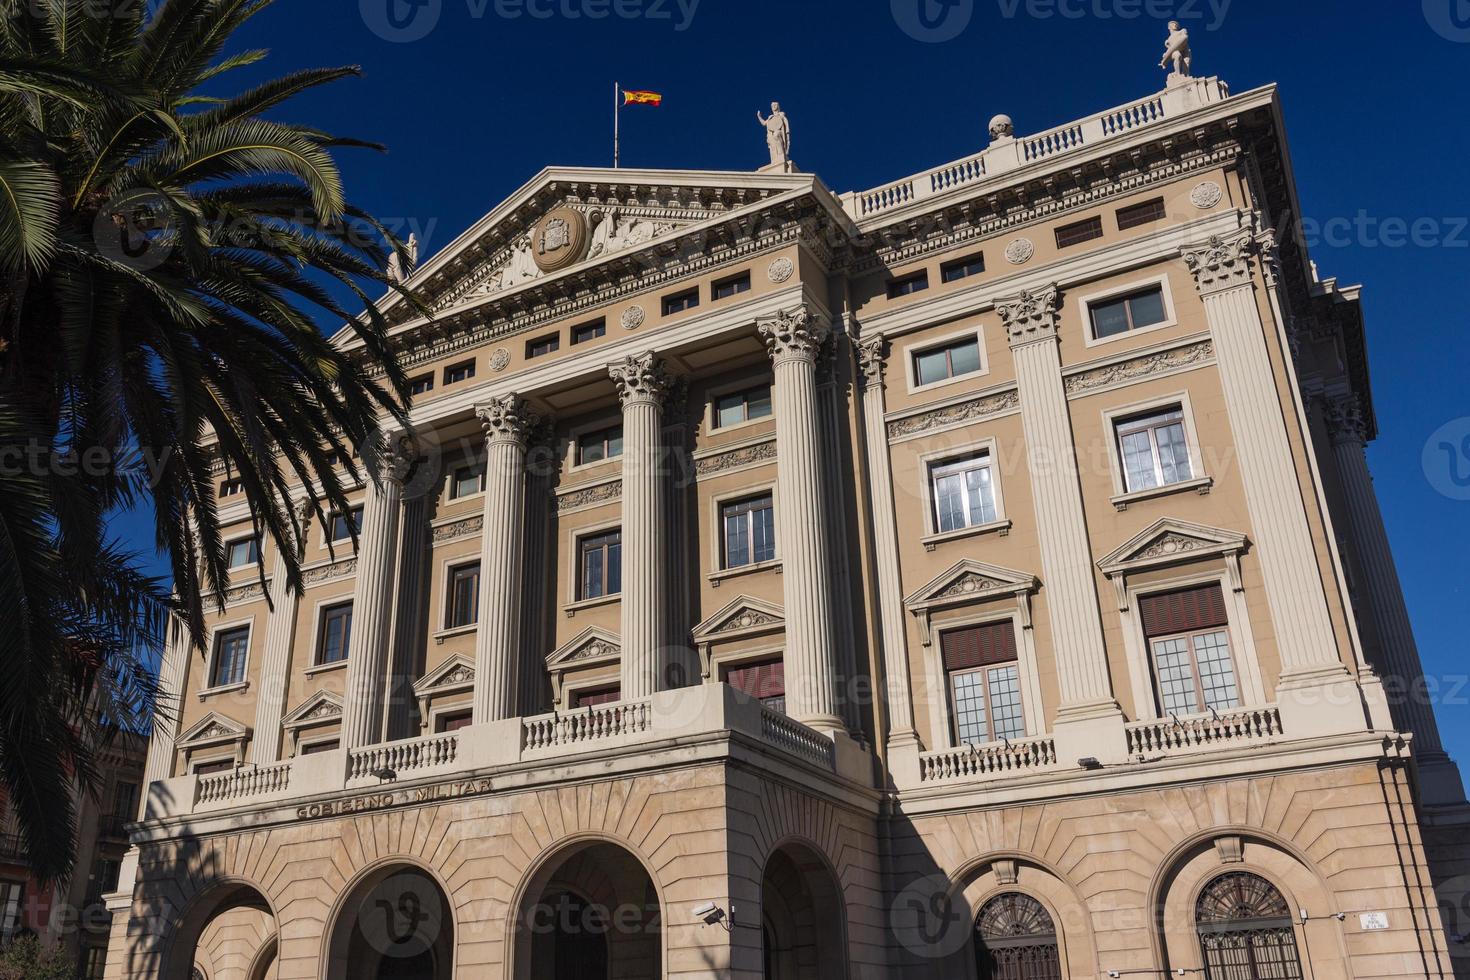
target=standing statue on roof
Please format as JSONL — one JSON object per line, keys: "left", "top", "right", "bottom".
{"left": 1160, "top": 21, "right": 1193, "bottom": 79}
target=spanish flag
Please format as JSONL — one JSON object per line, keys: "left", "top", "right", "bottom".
{"left": 622, "top": 89, "right": 663, "bottom": 107}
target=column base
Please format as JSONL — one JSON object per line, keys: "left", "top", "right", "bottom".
{"left": 1418, "top": 752, "right": 1468, "bottom": 808}
{"left": 799, "top": 713, "right": 847, "bottom": 737}
{"left": 1275, "top": 665, "right": 1369, "bottom": 740}
{"left": 1052, "top": 700, "right": 1128, "bottom": 767}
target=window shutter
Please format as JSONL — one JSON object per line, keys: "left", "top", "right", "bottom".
{"left": 941, "top": 621, "right": 1017, "bottom": 672}
{"left": 1139, "top": 584, "right": 1229, "bottom": 638}
{"left": 724, "top": 659, "right": 786, "bottom": 699}
{"left": 572, "top": 686, "right": 620, "bottom": 708}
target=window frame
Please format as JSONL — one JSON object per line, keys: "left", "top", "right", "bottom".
{"left": 576, "top": 528, "right": 623, "bottom": 602}
{"left": 905, "top": 327, "right": 988, "bottom": 394}
{"left": 1103, "top": 394, "right": 1208, "bottom": 502}
{"left": 573, "top": 423, "right": 625, "bottom": 468}
{"left": 442, "top": 359, "right": 476, "bottom": 385}
{"left": 225, "top": 535, "right": 260, "bottom": 570}
{"left": 525, "top": 332, "right": 561, "bottom": 359}
{"left": 948, "top": 659, "right": 1027, "bottom": 747}
{"left": 1054, "top": 214, "right": 1104, "bottom": 249}
{"left": 408, "top": 373, "right": 435, "bottom": 396}
{"left": 1148, "top": 624, "right": 1242, "bottom": 719}
{"left": 1075, "top": 274, "right": 1178, "bottom": 348}
{"left": 218, "top": 477, "right": 244, "bottom": 499}
{"left": 570, "top": 318, "right": 607, "bottom": 345}
{"left": 661, "top": 287, "right": 700, "bottom": 316}
{"left": 939, "top": 252, "right": 986, "bottom": 284}
{"left": 935, "top": 616, "right": 1033, "bottom": 748}
{"left": 711, "top": 271, "right": 752, "bottom": 301}
{"left": 324, "top": 505, "right": 365, "bottom": 547}
{"left": 312, "top": 599, "right": 354, "bottom": 669}
{"left": 1116, "top": 196, "right": 1167, "bottom": 231}
{"left": 0, "top": 880, "right": 19, "bottom": 943}
{"left": 719, "top": 493, "right": 777, "bottom": 571}
{"left": 205, "top": 622, "right": 252, "bottom": 693}
{"left": 923, "top": 445, "right": 1007, "bottom": 540}
{"left": 886, "top": 270, "right": 930, "bottom": 299}
{"left": 709, "top": 382, "right": 774, "bottom": 431}
{"left": 449, "top": 461, "right": 486, "bottom": 501}
{"left": 443, "top": 560, "right": 481, "bottom": 631}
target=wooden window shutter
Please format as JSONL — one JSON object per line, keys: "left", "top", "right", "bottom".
{"left": 572, "top": 686, "right": 620, "bottom": 708}
{"left": 941, "top": 621, "right": 1017, "bottom": 672}
{"left": 1139, "top": 584, "right": 1229, "bottom": 638}
{"left": 724, "top": 659, "right": 786, "bottom": 699}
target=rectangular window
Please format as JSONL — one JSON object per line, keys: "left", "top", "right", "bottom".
{"left": 662, "top": 288, "right": 700, "bottom": 316}
{"left": 1141, "top": 584, "right": 1239, "bottom": 716}
{"left": 713, "top": 385, "right": 773, "bottom": 428}
{"left": 226, "top": 537, "right": 259, "bottom": 569}
{"left": 723, "top": 658, "right": 786, "bottom": 714}
{"left": 409, "top": 374, "right": 434, "bottom": 396}
{"left": 1116, "top": 406, "right": 1193, "bottom": 492}
{"left": 1116, "top": 197, "right": 1167, "bottom": 230}
{"left": 526, "top": 333, "right": 560, "bottom": 358}
{"left": 82, "top": 946, "right": 107, "bottom": 980}
{"left": 930, "top": 454, "right": 998, "bottom": 532}
{"left": 436, "top": 711, "right": 473, "bottom": 733}
{"left": 712, "top": 272, "right": 751, "bottom": 301}
{"left": 300, "top": 740, "right": 339, "bottom": 756}
{"left": 942, "top": 621, "right": 1025, "bottom": 745}
{"left": 886, "top": 271, "right": 930, "bottom": 298}
{"left": 316, "top": 601, "right": 353, "bottom": 665}
{"left": 329, "top": 506, "right": 364, "bottom": 543}
{"left": 450, "top": 463, "right": 484, "bottom": 500}
{"left": 578, "top": 530, "right": 622, "bottom": 601}
{"left": 940, "top": 252, "right": 986, "bottom": 283}
{"left": 95, "top": 859, "right": 121, "bottom": 895}
{"left": 913, "top": 335, "right": 982, "bottom": 386}
{"left": 722, "top": 495, "right": 776, "bottom": 569}
{"left": 443, "top": 360, "right": 476, "bottom": 385}
{"left": 0, "top": 881, "right": 18, "bottom": 942}
{"left": 576, "top": 425, "right": 624, "bottom": 465}
{"left": 446, "top": 562, "right": 480, "bottom": 629}
{"left": 110, "top": 781, "right": 139, "bottom": 821}
{"left": 571, "top": 319, "right": 607, "bottom": 345}
{"left": 219, "top": 478, "right": 244, "bottom": 499}
{"left": 193, "top": 759, "right": 234, "bottom": 776}
{"left": 572, "top": 686, "right": 620, "bottom": 708}
{"left": 209, "top": 626, "right": 249, "bottom": 688}
{"left": 1089, "top": 285, "right": 1168, "bottom": 339}
{"left": 1055, "top": 215, "right": 1104, "bottom": 248}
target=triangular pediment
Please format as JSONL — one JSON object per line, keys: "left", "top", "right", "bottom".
{"left": 178, "top": 711, "right": 250, "bottom": 748}
{"left": 412, "top": 654, "right": 476, "bottom": 695}
{"left": 280, "top": 690, "right": 344, "bottom": 729}
{"left": 1098, "top": 518, "right": 1247, "bottom": 575}
{"left": 342, "top": 167, "right": 823, "bottom": 343}
{"left": 691, "top": 595, "right": 785, "bottom": 643}
{"left": 547, "top": 626, "right": 621, "bottom": 669}
{"left": 905, "top": 560, "right": 1039, "bottom": 612}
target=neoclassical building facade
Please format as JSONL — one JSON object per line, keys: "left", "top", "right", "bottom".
{"left": 104, "top": 58, "right": 1470, "bottom": 980}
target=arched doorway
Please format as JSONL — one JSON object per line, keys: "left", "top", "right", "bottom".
{"left": 973, "top": 893, "right": 1062, "bottom": 980}
{"left": 325, "top": 864, "right": 455, "bottom": 980}
{"left": 162, "top": 881, "right": 278, "bottom": 980}
{"left": 515, "top": 841, "right": 661, "bottom": 980}
{"left": 760, "top": 842, "right": 847, "bottom": 980}
{"left": 1195, "top": 872, "right": 1304, "bottom": 980}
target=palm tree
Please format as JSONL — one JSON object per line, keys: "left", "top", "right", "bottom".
{"left": 0, "top": 0, "right": 424, "bottom": 882}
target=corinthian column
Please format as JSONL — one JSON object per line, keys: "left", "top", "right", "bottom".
{"left": 1323, "top": 396, "right": 1464, "bottom": 802}
{"left": 856, "top": 338, "right": 919, "bottom": 748}
{"left": 249, "top": 498, "right": 311, "bottom": 763}
{"left": 472, "top": 395, "right": 536, "bottom": 722}
{"left": 610, "top": 353, "right": 672, "bottom": 700}
{"left": 760, "top": 308, "right": 842, "bottom": 732}
{"left": 342, "top": 435, "right": 413, "bottom": 749}
{"left": 1182, "top": 228, "right": 1360, "bottom": 737}
{"left": 998, "top": 286, "right": 1121, "bottom": 758}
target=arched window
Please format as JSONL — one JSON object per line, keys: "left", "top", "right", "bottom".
{"left": 974, "top": 893, "right": 1062, "bottom": 980}
{"left": 1195, "top": 872, "right": 1304, "bottom": 980}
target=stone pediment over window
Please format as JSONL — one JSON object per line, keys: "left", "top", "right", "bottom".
{"left": 904, "top": 560, "right": 1039, "bottom": 648}
{"left": 412, "top": 655, "right": 476, "bottom": 698}
{"left": 1096, "top": 518, "right": 1247, "bottom": 611}
{"left": 547, "top": 627, "right": 622, "bottom": 671}
{"left": 177, "top": 712, "right": 251, "bottom": 766}
{"left": 692, "top": 596, "right": 785, "bottom": 645}
{"left": 280, "top": 690, "right": 343, "bottom": 731}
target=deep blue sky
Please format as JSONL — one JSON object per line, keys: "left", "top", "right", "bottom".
{"left": 120, "top": 1, "right": 1470, "bottom": 766}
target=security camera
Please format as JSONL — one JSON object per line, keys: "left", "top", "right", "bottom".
{"left": 693, "top": 902, "right": 727, "bottom": 926}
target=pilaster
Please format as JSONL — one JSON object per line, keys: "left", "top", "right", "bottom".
{"left": 248, "top": 499, "right": 311, "bottom": 763}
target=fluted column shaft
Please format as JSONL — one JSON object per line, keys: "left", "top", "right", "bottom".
{"left": 141, "top": 616, "right": 188, "bottom": 803}
{"left": 473, "top": 396, "right": 535, "bottom": 722}
{"left": 857, "top": 338, "right": 918, "bottom": 744}
{"left": 999, "top": 286, "right": 1117, "bottom": 716}
{"left": 342, "top": 441, "right": 411, "bottom": 749}
{"left": 611, "top": 353, "right": 671, "bottom": 700}
{"left": 249, "top": 503, "right": 308, "bottom": 763}
{"left": 761, "top": 309, "right": 842, "bottom": 731}
{"left": 386, "top": 495, "right": 431, "bottom": 740}
{"left": 1327, "top": 401, "right": 1445, "bottom": 755}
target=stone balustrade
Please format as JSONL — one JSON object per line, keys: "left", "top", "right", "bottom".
{"left": 918, "top": 736, "right": 1059, "bottom": 784}
{"left": 1125, "top": 705, "right": 1283, "bottom": 756}
{"left": 195, "top": 762, "right": 292, "bottom": 806}
{"left": 522, "top": 701, "right": 652, "bottom": 751}
{"left": 348, "top": 731, "right": 460, "bottom": 781}
{"left": 759, "top": 708, "right": 836, "bottom": 771}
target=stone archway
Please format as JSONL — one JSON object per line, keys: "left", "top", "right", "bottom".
{"left": 760, "top": 841, "right": 847, "bottom": 980}
{"left": 513, "top": 839, "right": 663, "bottom": 980}
{"left": 324, "top": 863, "right": 455, "bottom": 980}
{"left": 161, "top": 881, "right": 277, "bottom": 980}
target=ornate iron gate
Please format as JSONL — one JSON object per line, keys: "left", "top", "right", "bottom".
{"left": 974, "top": 893, "right": 1063, "bottom": 980}
{"left": 1195, "top": 873, "right": 1304, "bottom": 980}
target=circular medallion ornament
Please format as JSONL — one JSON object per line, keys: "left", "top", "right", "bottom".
{"left": 1004, "top": 238, "right": 1035, "bottom": 265}
{"left": 767, "top": 256, "right": 795, "bottom": 283}
{"left": 1190, "top": 180, "right": 1224, "bottom": 210}
{"left": 620, "top": 306, "right": 646, "bottom": 331}
{"left": 489, "top": 348, "right": 511, "bottom": 372}
{"left": 530, "top": 206, "right": 590, "bottom": 273}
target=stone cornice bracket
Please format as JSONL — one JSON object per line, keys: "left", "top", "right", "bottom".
{"left": 857, "top": 336, "right": 888, "bottom": 388}
{"left": 475, "top": 393, "right": 538, "bottom": 447}
{"left": 1181, "top": 227, "right": 1258, "bottom": 295}
{"left": 758, "top": 306, "right": 831, "bottom": 365}
{"left": 1319, "top": 394, "right": 1370, "bottom": 447}
{"left": 609, "top": 351, "right": 674, "bottom": 407}
{"left": 996, "top": 283, "right": 1061, "bottom": 349}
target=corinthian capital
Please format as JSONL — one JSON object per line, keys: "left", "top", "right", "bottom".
{"left": 997, "top": 283, "right": 1061, "bottom": 348}
{"left": 1320, "top": 394, "right": 1371, "bottom": 446}
{"left": 856, "top": 336, "right": 888, "bottom": 387}
{"left": 476, "top": 394, "right": 537, "bottom": 446}
{"left": 1181, "top": 228, "right": 1258, "bottom": 295}
{"left": 609, "top": 352, "right": 673, "bottom": 407}
{"left": 759, "top": 306, "right": 830, "bottom": 364}
{"left": 369, "top": 430, "right": 416, "bottom": 485}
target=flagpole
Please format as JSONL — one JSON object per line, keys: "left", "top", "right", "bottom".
{"left": 614, "top": 81, "right": 620, "bottom": 169}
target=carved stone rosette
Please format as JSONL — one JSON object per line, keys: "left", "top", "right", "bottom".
{"left": 1181, "top": 228, "right": 1258, "bottom": 295}
{"left": 759, "top": 306, "right": 830, "bottom": 364}
{"left": 997, "top": 283, "right": 1061, "bottom": 348}
{"left": 609, "top": 351, "right": 673, "bottom": 407}
{"left": 476, "top": 394, "right": 537, "bottom": 446}
{"left": 857, "top": 337, "right": 887, "bottom": 388}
